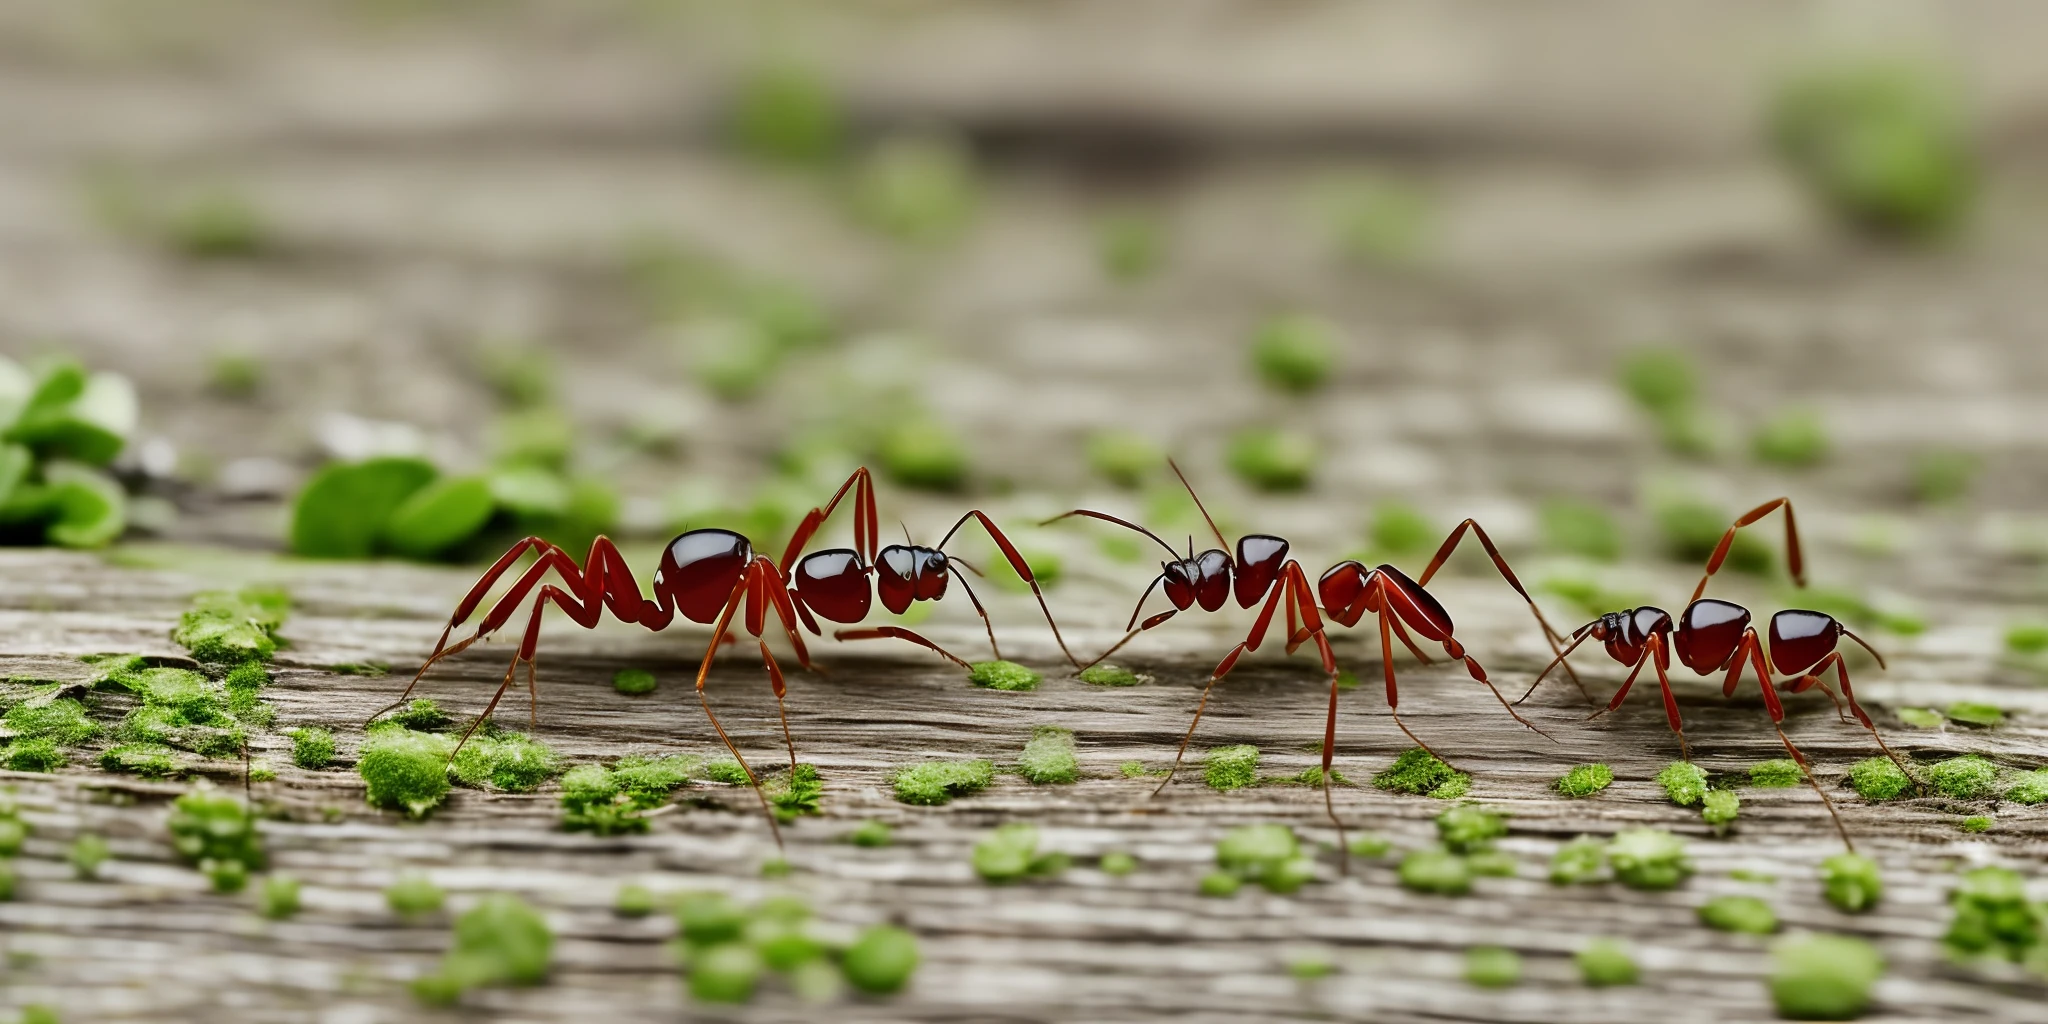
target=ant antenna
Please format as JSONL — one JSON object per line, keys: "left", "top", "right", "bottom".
{"left": 1040, "top": 510, "right": 1180, "bottom": 559}
{"left": 901, "top": 521, "right": 914, "bottom": 545}
{"left": 1169, "top": 458, "right": 1229, "bottom": 550}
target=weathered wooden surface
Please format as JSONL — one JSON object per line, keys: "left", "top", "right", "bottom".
{"left": 1, "top": 545, "right": 2044, "bottom": 1023}
{"left": 4, "top": 1, "right": 2048, "bottom": 1021}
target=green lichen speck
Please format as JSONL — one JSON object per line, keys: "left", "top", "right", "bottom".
{"left": 1549, "top": 836, "right": 1606, "bottom": 886}
{"left": 1656, "top": 761, "right": 1709, "bottom": 806}
{"left": 968, "top": 660, "right": 1040, "bottom": 691}
{"left": 1399, "top": 849, "right": 1472, "bottom": 896}
{"left": 1749, "top": 759, "right": 1805, "bottom": 788}
{"left": 1436, "top": 805, "right": 1506, "bottom": 853}
{"left": 1847, "top": 757, "right": 1913, "bottom": 800}
{"left": 612, "top": 668, "right": 658, "bottom": 695}
{"left": 892, "top": 759, "right": 994, "bottom": 806}
{"left": 1958, "top": 815, "right": 1993, "bottom": 833}
{"left": 1203, "top": 744, "right": 1259, "bottom": 791}
{"left": 1702, "top": 789, "right": 1740, "bottom": 832}
{"left": 1374, "top": 747, "right": 1470, "bottom": 799}
{"left": 1606, "top": 829, "right": 1691, "bottom": 890}
{"left": 1820, "top": 852, "right": 1883, "bottom": 913}
{"left": 1699, "top": 895, "right": 1778, "bottom": 934}
{"left": 1077, "top": 664, "right": 1145, "bottom": 687}
{"left": 1554, "top": 763, "right": 1613, "bottom": 798}
{"left": 1017, "top": 726, "right": 1079, "bottom": 785}
{"left": 1927, "top": 755, "right": 1999, "bottom": 799}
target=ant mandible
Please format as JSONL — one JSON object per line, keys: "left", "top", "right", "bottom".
{"left": 1519, "top": 498, "right": 1916, "bottom": 848}
{"left": 378, "top": 467, "right": 1076, "bottom": 843}
{"left": 1049, "top": 462, "right": 1578, "bottom": 858}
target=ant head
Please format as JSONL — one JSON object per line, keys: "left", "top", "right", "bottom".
{"left": 1233, "top": 534, "right": 1290, "bottom": 608}
{"left": 792, "top": 548, "right": 872, "bottom": 624}
{"left": 660, "top": 528, "right": 755, "bottom": 624}
{"left": 1162, "top": 549, "right": 1232, "bottom": 612}
{"left": 876, "top": 544, "right": 948, "bottom": 614}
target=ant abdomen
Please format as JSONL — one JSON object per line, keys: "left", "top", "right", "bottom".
{"left": 662, "top": 529, "right": 755, "bottom": 623}
{"left": 792, "top": 548, "right": 871, "bottom": 623}
{"left": 1675, "top": 598, "right": 1750, "bottom": 673}
{"left": 1769, "top": 609, "right": 1844, "bottom": 676}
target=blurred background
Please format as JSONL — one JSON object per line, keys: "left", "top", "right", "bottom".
{"left": 5, "top": 1, "right": 2048, "bottom": 628}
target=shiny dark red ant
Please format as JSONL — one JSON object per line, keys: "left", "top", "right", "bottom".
{"left": 378, "top": 466, "right": 1076, "bottom": 843}
{"left": 1048, "top": 463, "right": 1577, "bottom": 860}
{"left": 1518, "top": 498, "right": 1916, "bottom": 847}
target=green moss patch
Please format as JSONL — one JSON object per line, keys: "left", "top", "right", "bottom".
{"left": 764, "top": 763, "right": 823, "bottom": 823}
{"left": 972, "top": 823, "right": 1068, "bottom": 884}
{"left": 1249, "top": 314, "right": 1338, "bottom": 393}
{"left": 1549, "top": 836, "right": 1607, "bottom": 886}
{"left": 1821, "top": 853, "right": 1883, "bottom": 913}
{"left": 1554, "top": 763, "right": 1613, "bottom": 798}
{"left": 1226, "top": 427, "right": 1317, "bottom": 491}
{"left": 1656, "top": 761, "right": 1710, "bottom": 806}
{"left": 701, "top": 758, "right": 750, "bottom": 785}
{"left": 560, "top": 754, "right": 698, "bottom": 835}
{"left": 97, "top": 743, "right": 180, "bottom": 778}
{"left": 1699, "top": 895, "right": 1778, "bottom": 934}
{"left": 3, "top": 737, "right": 63, "bottom": 772}
{"left": 1077, "top": 664, "right": 1146, "bottom": 687}
{"left": 613, "top": 669, "right": 658, "bottom": 696}
{"left": 1895, "top": 707, "right": 1944, "bottom": 729}
{"left": 1576, "top": 938, "right": 1638, "bottom": 987}
{"left": 1944, "top": 866, "right": 2040, "bottom": 964}
{"left": 167, "top": 782, "right": 264, "bottom": 890}
{"left": 1770, "top": 933, "right": 1882, "bottom": 1022}
{"left": 892, "top": 759, "right": 993, "bottom": 806}
{"left": 449, "top": 729, "right": 561, "bottom": 793}
{"left": 1944, "top": 702, "right": 2005, "bottom": 728}
{"left": 1847, "top": 757, "right": 1913, "bottom": 800}
{"left": 967, "top": 660, "right": 1039, "bottom": 691}
{"left": 2, "top": 695, "right": 97, "bottom": 746}
{"left": 1203, "top": 744, "right": 1259, "bottom": 791}
{"left": 1215, "top": 824, "right": 1315, "bottom": 894}
{"left": 1465, "top": 946, "right": 1521, "bottom": 988}
{"left": 359, "top": 727, "right": 455, "bottom": 818}
{"left": 385, "top": 872, "right": 445, "bottom": 916}
{"left": 1958, "top": 815, "right": 1993, "bottom": 833}
{"left": 1607, "top": 829, "right": 1691, "bottom": 891}
{"left": 1436, "top": 805, "right": 1506, "bottom": 854}
{"left": 1927, "top": 755, "right": 1999, "bottom": 799}
{"left": 411, "top": 894, "right": 554, "bottom": 1006}
{"left": 99, "top": 665, "right": 260, "bottom": 760}
{"left": 1017, "top": 726, "right": 1078, "bottom": 785}
{"left": 2004, "top": 769, "right": 2048, "bottom": 805}
{"left": 1749, "top": 759, "right": 1805, "bottom": 788}
{"left": 847, "top": 820, "right": 892, "bottom": 848}
{"left": 286, "top": 727, "right": 335, "bottom": 770}
{"left": 1702, "top": 789, "right": 1740, "bottom": 833}
{"left": 387, "top": 698, "right": 451, "bottom": 732}
{"left": 1399, "top": 849, "right": 1472, "bottom": 896}
{"left": 174, "top": 586, "right": 289, "bottom": 664}
{"left": 1374, "top": 748, "right": 1470, "bottom": 799}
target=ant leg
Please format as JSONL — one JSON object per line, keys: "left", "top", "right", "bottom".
{"left": 1152, "top": 579, "right": 1289, "bottom": 796}
{"left": 943, "top": 559, "right": 1005, "bottom": 660}
{"left": 778, "top": 467, "right": 877, "bottom": 572}
{"left": 1770, "top": 717, "right": 1854, "bottom": 851}
{"left": 373, "top": 537, "right": 571, "bottom": 723}
{"left": 1515, "top": 631, "right": 1592, "bottom": 704}
{"left": 1386, "top": 612, "right": 1435, "bottom": 665}
{"left": 758, "top": 641, "right": 797, "bottom": 771}
{"left": 1800, "top": 652, "right": 1919, "bottom": 790}
{"left": 1377, "top": 606, "right": 1455, "bottom": 770}
{"left": 1589, "top": 650, "right": 1651, "bottom": 722}
{"left": 692, "top": 574, "right": 784, "bottom": 848}
{"left": 1415, "top": 519, "right": 1585, "bottom": 694}
{"left": 1646, "top": 635, "right": 1688, "bottom": 763}
{"left": 1283, "top": 566, "right": 1350, "bottom": 870}
{"left": 833, "top": 627, "right": 975, "bottom": 670}
{"left": 1692, "top": 498, "right": 1803, "bottom": 604}
{"left": 938, "top": 510, "right": 1082, "bottom": 667}
{"left": 1084, "top": 608, "right": 1175, "bottom": 671}
{"left": 1454, "top": 647, "right": 1555, "bottom": 741}
{"left": 755, "top": 559, "right": 814, "bottom": 672}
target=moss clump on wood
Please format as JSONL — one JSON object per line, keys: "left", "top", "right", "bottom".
{"left": 1699, "top": 895, "right": 1778, "bottom": 934}
{"left": 612, "top": 669, "right": 657, "bottom": 695}
{"left": 1291, "top": 766, "right": 1348, "bottom": 787}
{"left": 1957, "top": 815, "right": 1993, "bottom": 833}
{"left": 1226, "top": 427, "right": 1317, "bottom": 491}
{"left": 1373, "top": 748, "right": 1470, "bottom": 799}
{"left": 892, "top": 759, "right": 993, "bottom": 806}
{"left": 1549, "top": 836, "right": 1607, "bottom": 886}
{"left": 1554, "top": 763, "right": 1613, "bottom": 798}
{"left": 1749, "top": 759, "right": 1805, "bottom": 788}
{"left": 1198, "top": 871, "right": 1242, "bottom": 897}
{"left": 1077, "top": 664, "right": 1146, "bottom": 687}
{"left": 359, "top": 727, "right": 455, "bottom": 818}
{"left": 701, "top": 758, "right": 750, "bottom": 785}
{"left": 764, "top": 763, "right": 823, "bottom": 822}
{"left": 1821, "top": 853, "right": 1883, "bottom": 913}
{"left": 560, "top": 755, "right": 698, "bottom": 835}
{"left": 70, "top": 833, "right": 109, "bottom": 879}
{"left": 2, "top": 696, "right": 98, "bottom": 746}
{"left": 1465, "top": 946, "right": 1520, "bottom": 988}
{"left": 1656, "top": 761, "right": 1710, "bottom": 806}
{"left": 967, "top": 660, "right": 1040, "bottom": 691}
{"left": 1702, "top": 789, "right": 1740, "bottom": 833}
{"left": 1249, "top": 314, "right": 1338, "bottom": 394}
{"left": 1926, "top": 755, "right": 1999, "bottom": 799}
{"left": 387, "top": 699, "right": 450, "bottom": 732}
{"left": 1944, "top": 702, "right": 2004, "bottom": 728}
{"left": 1017, "top": 726, "right": 1078, "bottom": 785}
{"left": 1215, "top": 824, "right": 1315, "bottom": 894}
{"left": 847, "top": 820, "right": 892, "bottom": 848}
{"left": 1769, "top": 933, "right": 1883, "bottom": 1022}
{"left": 971, "top": 823, "right": 1067, "bottom": 884}
{"left": 166, "top": 781, "right": 264, "bottom": 889}
{"left": 173, "top": 586, "right": 288, "bottom": 664}
{"left": 450, "top": 730, "right": 562, "bottom": 793}
{"left": 1895, "top": 707, "right": 1944, "bottom": 729}
{"left": 411, "top": 893, "right": 554, "bottom": 1006}
{"left": 286, "top": 727, "right": 334, "bottom": 770}
{"left": 1436, "top": 805, "right": 1506, "bottom": 854}
{"left": 1203, "top": 744, "right": 1259, "bottom": 791}
{"left": 1607, "top": 829, "right": 1691, "bottom": 891}
{"left": 1576, "top": 938, "right": 1638, "bottom": 987}
{"left": 1847, "top": 757, "right": 1913, "bottom": 800}
{"left": 260, "top": 875, "right": 301, "bottom": 919}
{"left": 843, "top": 925, "right": 921, "bottom": 995}
{"left": 2004, "top": 769, "right": 2048, "bottom": 805}
{"left": 97, "top": 743, "right": 179, "bottom": 778}
{"left": 3, "top": 737, "right": 63, "bottom": 772}
{"left": 1399, "top": 849, "right": 1472, "bottom": 896}
{"left": 1943, "top": 866, "right": 2040, "bottom": 964}
{"left": 385, "top": 872, "right": 444, "bottom": 916}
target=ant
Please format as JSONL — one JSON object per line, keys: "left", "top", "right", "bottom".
{"left": 1519, "top": 498, "right": 1915, "bottom": 848}
{"left": 1048, "top": 463, "right": 1576, "bottom": 858}
{"left": 378, "top": 466, "right": 1076, "bottom": 843}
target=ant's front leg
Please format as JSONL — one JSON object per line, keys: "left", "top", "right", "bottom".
{"left": 832, "top": 626, "right": 974, "bottom": 670}
{"left": 1152, "top": 581, "right": 1289, "bottom": 795}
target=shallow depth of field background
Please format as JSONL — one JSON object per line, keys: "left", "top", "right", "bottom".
{"left": 4, "top": 1, "right": 2048, "bottom": 1021}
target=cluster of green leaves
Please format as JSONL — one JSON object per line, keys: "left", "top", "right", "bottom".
{"left": 166, "top": 782, "right": 265, "bottom": 892}
{"left": 1771, "top": 58, "right": 1974, "bottom": 240}
{"left": 1016, "top": 726, "right": 1078, "bottom": 785}
{"left": 892, "top": 759, "right": 993, "bottom": 806}
{"left": 0, "top": 357, "right": 137, "bottom": 548}
{"left": 675, "top": 891, "right": 919, "bottom": 1003}
{"left": 1203, "top": 744, "right": 1259, "bottom": 791}
{"left": 1943, "top": 866, "right": 2046, "bottom": 973}
{"left": 291, "top": 448, "right": 616, "bottom": 563}
{"left": 1553, "top": 830, "right": 1693, "bottom": 890}
{"left": 972, "top": 823, "right": 1069, "bottom": 883}
{"left": 558, "top": 754, "right": 699, "bottom": 834}
{"left": 412, "top": 894, "right": 555, "bottom": 1006}
{"left": 1207, "top": 824, "right": 1315, "bottom": 896}
{"left": 1226, "top": 427, "right": 1318, "bottom": 492}
{"left": 1373, "top": 748, "right": 1470, "bottom": 800}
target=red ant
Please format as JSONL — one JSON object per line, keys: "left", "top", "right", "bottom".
{"left": 1048, "top": 463, "right": 1577, "bottom": 858}
{"left": 1518, "top": 498, "right": 1916, "bottom": 847}
{"left": 378, "top": 467, "right": 1076, "bottom": 842}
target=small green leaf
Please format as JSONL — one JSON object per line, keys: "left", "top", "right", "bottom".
{"left": 382, "top": 475, "right": 494, "bottom": 559}
{"left": 488, "top": 464, "right": 572, "bottom": 518}
{"left": 3, "top": 366, "right": 136, "bottom": 466}
{"left": 42, "top": 462, "right": 127, "bottom": 548}
{"left": 290, "top": 457, "right": 437, "bottom": 558}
